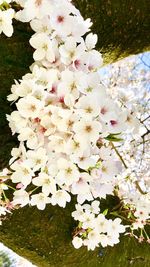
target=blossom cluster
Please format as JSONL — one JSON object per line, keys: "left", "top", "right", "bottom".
{"left": 72, "top": 201, "right": 126, "bottom": 250}
{"left": 6, "top": 0, "right": 127, "bottom": 210}
{"left": 99, "top": 56, "right": 150, "bottom": 236}
{"left": 0, "top": 0, "right": 149, "bottom": 249}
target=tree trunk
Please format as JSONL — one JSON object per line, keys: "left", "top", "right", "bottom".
{"left": 0, "top": 1, "right": 150, "bottom": 266}
{"left": 74, "top": 0, "right": 150, "bottom": 63}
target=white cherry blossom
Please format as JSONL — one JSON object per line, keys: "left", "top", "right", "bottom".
{"left": 32, "top": 172, "right": 56, "bottom": 195}
{"left": 72, "top": 237, "right": 83, "bottom": 249}
{"left": 85, "top": 33, "right": 98, "bottom": 51}
{"left": 18, "top": 127, "right": 38, "bottom": 149}
{"left": 26, "top": 147, "right": 48, "bottom": 171}
{"left": 30, "top": 192, "right": 51, "bottom": 210}
{"left": 59, "top": 37, "right": 85, "bottom": 65}
{"left": 71, "top": 173, "right": 91, "bottom": 195}
{"left": 51, "top": 190, "right": 71, "bottom": 208}
{"left": 16, "top": 0, "right": 53, "bottom": 22}
{"left": 83, "top": 200, "right": 100, "bottom": 215}
{"left": 30, "top": 17, "right": 52, "bottom": 34}
{"left": 7, "top": 111, "right": 27, "bottom": 134}
{"left": 73, "top": 119, "right": 102, "bottom": 143}
{"left": 16, "top": 96, "right": 43, "bottom": 119}
{"left": 75, "top": 95, "right": 100, "bottom": 118}
{"left": 56, "top": 158, "right": 79, "bottom": 186}
{"left": 11, "top": 161, "right": 34, "bottom": 187}
{"left": 107, "top": 218, "right": 126, "bottom": 237}
{"left": 0, "top": 8, "right": 14, "bottom": 37}
{"left": 13, "top": 190, "right": 30, "bottom": 207}
{"left": 50, "top": 5, "right": 72, "bottom": 37}
{"left": 57, "top": 70, "right": 81, "bottom": 100}
{"left": 29, "top": 33, "right": 55, "bottom": 62}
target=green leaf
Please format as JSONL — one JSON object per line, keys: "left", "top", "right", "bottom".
{"left": 105, "top": 133, "right": 123, "bottom": 142}
{"left": 78, "top": 222, "right": 83, "bottom": 228}
{"left": 88, "top": 161, "right": 102, "bottom": 171}
{"left": 103, "top": 209, "right": 108, "bottom": 216}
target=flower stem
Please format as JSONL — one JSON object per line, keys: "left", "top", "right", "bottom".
{"left": 7, "top": 185, "right": 16, "bottom": 191}
{"left": 110, "top": 142, "right": 128, "bottom": 169}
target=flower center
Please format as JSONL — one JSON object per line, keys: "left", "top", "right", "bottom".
{"left": 23, "top": 168, "right": 29, "bottom": 175}
{"left": 70, "top": 82, "right": 77, "bottom": 91}
{"left": 36, "top": 159, "right": 41, "bottom": 164}
{"left": 101, "top": 107, "right": 107, "bottom": 115}
{"left": 57, "top": 16, "right": 64, "bottom": 23}
{"left": 42, "top": 44, "right": 48, "bottom": 51}
{"left": 0, "top": 18, "right": 3, "bottom": 26}
{"left": 35, "top": 0, "right": 42, "bottom": 7}
{"left": 85, "top": 125, "right": 92, "bottom": 132}
{"left": 85, "top": 107, "right": 93, "bottom": 113}
{"left": 102, "top": 166, "right": 107, "bottom": 173}
{"left": 30, "top": 105, "right": 36, "bottom": 112}
{"left": 86, "top": 86, "right": 93, "bottom": 92}
{"left": 69, "top": 51, "right": 75, "bottom": 58}
{"left": 110, "top": 120, "right": 117, "bottom": 126}
{"left": 68, "top": 120, "right": 74, "bottom": 127}
{"left": 44, "top": 178, "right": 51, "bottom": 185}
{"left": 66, "top": 168, "right": 72, "bottom": 174}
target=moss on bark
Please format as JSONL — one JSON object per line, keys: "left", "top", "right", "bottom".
{"left": 74, "top": 0, "right": 150, "bottom": 63}
{"left": 0, "top": 203, "right": 150, "bottom": 267}
{"left": 0, "top": 1, "right": 150, "bottom": 266}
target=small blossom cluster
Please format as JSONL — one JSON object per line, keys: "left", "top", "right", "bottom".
{"left": 0, "top": 0, "right": 149, "bottom": 250}
{"left": 100, "top": 55, "right": 150, "bottom": 191}
{"left": 72, "top": 201, "right": 126, "bottom": 250}
{"left": 0, "top": 168, "right": 12, "bottom": 225}
{"left": 99, "top": 55, "right": 150, "bottom": 240}
{"left": 132, "top": 197, "right": 150, "bottom": 230}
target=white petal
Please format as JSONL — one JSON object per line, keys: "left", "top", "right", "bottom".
{"left": 33, "top": 49, "right": 45, "bottom": 61}
{"left": 3, "top": 23, "right": 13, "bottom": 37}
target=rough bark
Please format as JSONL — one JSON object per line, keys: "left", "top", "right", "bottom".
{"left": 0, "top": 0, "right": 150, "bottom": 266}
{"left": 74, "top": 0, "right": 150, "bottom": 63}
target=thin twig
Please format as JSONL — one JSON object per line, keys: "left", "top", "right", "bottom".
{"left": 110, "top": 142, "right": 128, "bottom": 169}
{"left": 134, "top": 181, "right": 147, "bottom": 195}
